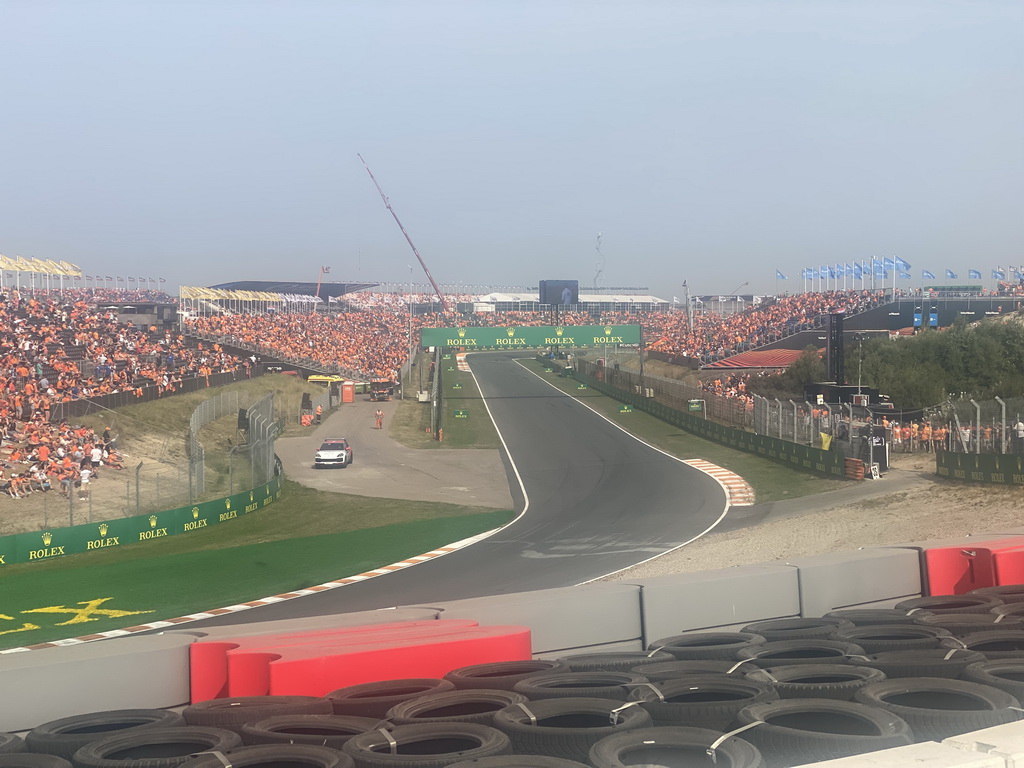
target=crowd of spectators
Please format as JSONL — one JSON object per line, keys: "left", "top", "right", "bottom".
{"left": 0, "top": 288, "right": 240, "bottom": 502}
{"left": 633, "top": 291, "right": 886, "bottom": 364}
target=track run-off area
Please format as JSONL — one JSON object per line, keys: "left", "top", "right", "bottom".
{"left": 178, "top": 351, "right": 731, "bottom": 629}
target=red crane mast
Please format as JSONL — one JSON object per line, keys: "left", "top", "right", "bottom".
{"left": 358, "top": 154, "right": 449, "bottom": 313}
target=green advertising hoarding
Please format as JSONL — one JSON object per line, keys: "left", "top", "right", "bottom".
{"left": 0, "top": 476, "right": 281, "bottom": 567}
{"left": 420, "top": 324, "right": 641, "bottom": 349}
{"left": 937, "top": 453, "right": 1024, "bottom": 485}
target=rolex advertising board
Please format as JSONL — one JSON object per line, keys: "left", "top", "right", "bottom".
{"left": 419, "top": 325, "right": 641, "bottom": 349}
{"left": 0, "top": 476, "right": 281, "bottom": 566}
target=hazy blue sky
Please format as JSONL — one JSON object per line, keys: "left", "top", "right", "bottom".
{"left": 1, "top": 1, "right": 1021, "bottom": 299}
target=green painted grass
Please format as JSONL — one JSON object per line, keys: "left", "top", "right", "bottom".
{"left": 0, "top": 500, "right": 513, "bottom": 649}
{"left": 391, "top": 351, "right": 500, "bottom": 450}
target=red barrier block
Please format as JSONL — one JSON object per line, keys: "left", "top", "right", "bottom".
{"left": 923, "top": 537, "right": 1024, "bottom": 595}
{"left": 190, "top": 619, "right": 531, "bottom": 701}
{"left": 994, "top": 546, "right": 1024, "bottom": 587}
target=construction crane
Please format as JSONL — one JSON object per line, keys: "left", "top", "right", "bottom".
{"left": 358, "top": 154, "right": 449, "bottom": 312}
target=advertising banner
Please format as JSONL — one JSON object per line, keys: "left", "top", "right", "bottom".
{"left": 0, "top": 477, "right": 281, "bottom": 566}
{"left": 420, "top": 325, "right": 641, "bottom": 350}
{"left": 937, "top": 453, "right": 1024, "bottom": 485}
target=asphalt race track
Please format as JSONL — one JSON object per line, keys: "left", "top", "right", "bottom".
{"left": 186, "top": 352, "right": 728, "bottom": 627}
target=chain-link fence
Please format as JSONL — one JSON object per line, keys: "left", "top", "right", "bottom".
{"left": 186, "top": 390, "right": 240, "bottom": 499}
{"left": 921, "top": 396, "right": 1024, "bottom": 454}
{"left": 575, "top": 358, "right": 754, "bottom": 429}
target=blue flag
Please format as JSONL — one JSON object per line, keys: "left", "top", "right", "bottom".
{"left": 993, "top": 269, "right": 1006, "bottom": 280}
{"left": 895, "top": 257, "right": 911, "bottom": 271}
{"left": 899, "top": 271, "right": 911, "bottom": 280}
{"left": 969, "top": 269, "right": 982, "bottom": 279}
{"left": 922, "top": 270, "right": 936, "bottom": 280}
{"left": 853, "top": 263, "right": 863, "bottom": 279}
{"left": 776, "top": 270, "right": 787, "bottom": 280}
{"left": 946, "top": 269, "right": 957, "bottom": 279}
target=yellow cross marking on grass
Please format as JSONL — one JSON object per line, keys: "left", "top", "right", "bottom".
{"left": 0, "top": 613, "right": 40, "bottom": 635}
{"left": 21, "top": 598, "right": 154, "bottom": 626}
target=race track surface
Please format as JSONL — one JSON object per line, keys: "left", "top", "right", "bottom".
{"left": 187, "top": 353, "right": 728, "bottom": 626}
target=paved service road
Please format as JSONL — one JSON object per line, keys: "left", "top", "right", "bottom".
{"left": 187, "top": 352, "right": 728, "bottom": 626}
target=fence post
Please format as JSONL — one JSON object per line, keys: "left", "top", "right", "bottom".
{"left": 995, "top": 396, "right": 1007, "bottom": 454}
{"left": 135, "top": 462, "right": 143, "bottom": 512}
{"left": 774, "top": 398, "right": 783, "bottom": 439}
{"left": 968, "top": 399, "right": 981, "bottom": 454}
{"left": 805, "top": 401, "right": 815, "bottom": 446}
{"left": 790, "top": 400, "right": 798, "bottom": 443}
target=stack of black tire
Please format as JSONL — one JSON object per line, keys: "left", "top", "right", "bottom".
{"left": 4, "top": 589, "right": 1024, "bottom": 768}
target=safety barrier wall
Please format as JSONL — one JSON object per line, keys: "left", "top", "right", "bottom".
{"left": 936, "top": 452, "right": 1024, "bottom": 485}
{"left": 13, "top": 534, "right": 1024, "bottom": 765}
{"left": 575, "top": 367, "right": 847, "bottom": 478}
{"left": 0, "top": 540, "right": 931, "bottom": 731}
{"left": 0, "top": 475, "right": 282, "bottom": 566}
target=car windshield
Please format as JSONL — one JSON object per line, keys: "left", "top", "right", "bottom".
{"left": 319, "top": 441, "right": 347, "bottom": 451}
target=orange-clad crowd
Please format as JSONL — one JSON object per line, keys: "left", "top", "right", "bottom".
{"left": 0, "top": 290, "right": 239, "bottom": 500}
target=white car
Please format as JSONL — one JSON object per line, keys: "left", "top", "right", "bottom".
{"left": 314, "top": 438, "right": 353, "bottom": 469}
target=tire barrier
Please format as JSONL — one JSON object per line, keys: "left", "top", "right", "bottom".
{"left": 912, "top": 610, "right": 1024, "bottom": 636}
{"left": 629, "top": 660, "right": 744, "bottom": 681}
{"left": 239, "top": 715, "right": 380, "bottom": 749}
{"left": 896, "top": 594, "right": 1005, "bottom": 615}
{"left": 625, "top": 676, "right": 778, "bottom": 730}
{"left": 822, "top": 608, "right": 917, "bottom": 626}
{"left": 71, "top": 727, "right": 242, "bottom": 768}
{"left": 587, "top": 726, "right": 764, "bottom": 768}
{"left": 735, "top": 639, "right": 867, "bottom": 668}
{"left": 0, "top": 757, "right": 71, "bottom": 768}
{"left": 26, "top": 710, "right": 185, "bottom": 759}
{"left": 341, "top": 723, "right": 511, "bottom": 768}
{"left": 491, "top": 698, "right": 651, "bottom": 764}
{"left": 831, "top": 625, "right": 952, "bottom": 654}
{"left": 386, "top": 690, "right": 528, "bottom": 727}
{"left": 744, "top": 664, "right": 885, "bottom": 701}
{"left": 941, "top": 630, "right": 1024, "bottom": 660}
{"left": 853, "top": 677, "right": 1022, "bottom": 742}
{"left": 741, "top": 618, "right": 853, "bottom": 642}
{"left": 646, "top": 632, "right": 766, "bottom": 661}
{"left": 444, "top": 661, "right": 570, "bottom": 692}
{"left": 328, "top": 680, "right": 457, "bottom": 719}
{"left": 510, "top": 673, "right": 648, "bottom": 702}
{"left": 179, "top": 745, "right": 353, "bottom": 768}
{"left": 849, "top": 648, "right": 988, "bottom": 679}
{"left": 553, "top": 651, "right": 674, "bottom": 673}
{"left": 972, "top": 583, "right": 1024, "bottom": 603}
{"left": 183, "top": 697, "right": 333, "bottom": 732}
{"left": 734, "top": 699, "right": 914, "bottom": 766}
{"left": 449, "top": 758, "right": 588, "bottom": 768}
{"left": 962, "top": 660, "right": 1024, "bottom": 701}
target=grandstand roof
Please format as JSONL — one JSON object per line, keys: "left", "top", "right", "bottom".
{"left": 704, "top": 348, "right": 812, "bottom": 369}
{"left": 476, "top": 292, "right": 668, "bottom": 304}
{"left": 209, "top": 280, "right": 377, "bottom": 299}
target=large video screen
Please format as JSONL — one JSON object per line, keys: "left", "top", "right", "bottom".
{"left": 539, "top": 279, "right": 579, "bottom": 306}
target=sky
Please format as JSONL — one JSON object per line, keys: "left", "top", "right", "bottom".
{"left": 1, "top": 0, "right": 1021, "bottom": 300}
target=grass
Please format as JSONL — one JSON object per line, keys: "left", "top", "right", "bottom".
{"left": 519, "top": 359, "right": 846, "bottom": 503}
{"left": 390, "top": 351, "right": 501, "bottom": 450}
{"left": 0, "top": 479, "right": 514, "bottom": 648}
